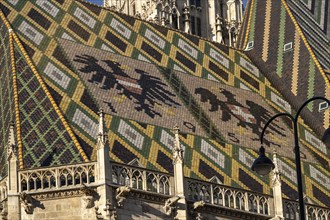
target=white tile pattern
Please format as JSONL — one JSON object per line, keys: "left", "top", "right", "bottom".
{"left": 118, "top": 120, "right": 144, "bottom": 150}
{"left": 73, "top": 109, "right": 98, "bottom": 138}
{"left": 44, "top": 62, "right": 71, "bottom": 89}
{"left": 271, "top": 92, "right": 292, "bottom": 113}
{"left": 110, "top": 18, "right": 132, "bottom": 39}
{"left": 74, "top": 7, "right": 96, "bottom": 29}
{"left": 210, "top": 48, "right": 230, "bottom": 69}
{"left": 304, "top": 130, "right": 327, "bottom": 154}
{"left": 309, "top": 165, "right": 330, "bottom": 190}
{"left": 238, "top": 148, "right": 254, "bottom": 167}
{"left": 61, "top": 32, "right": 76, "bottom": 41}
{"left": 18, "top": 21, "right": 44, "bottom": 45}
{"left": 201, "top": 139, "right": 225, "bottom": 168}
{"left": 145, "top": 29, "right": 165, "bottom": 49}
{"left": 160, "top": 130, "right": 186, "bottom": 152}
{"left": 178, "top": 39, "right": 198, "bottom": 59}
{"left": 240, "top": 57, "right": 260, "bottom": 77}
{"left": 278, "top": 159, "right": 297, "bottom": 183}
{"left": 36, "top": 0, "right": 59, "bottom": 17}
{"left": 137, "top": 54, "right": 151, "bottom": 63}
{"left": 101, "top": 44, "right": 114, "bottom": 52}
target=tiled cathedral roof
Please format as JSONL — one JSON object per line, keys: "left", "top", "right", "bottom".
{"left": 0, "top": 0, "right": 329, "bottom": 207}
{"left": 237, "top": 0, "right": 330, "bottom": 138}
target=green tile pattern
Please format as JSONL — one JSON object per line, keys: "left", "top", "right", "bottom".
{"left": 0, "top": 17, "right": 14, "bottom": 178}
{"left": 14, "top": 42, "right": 84, "bottom": 169}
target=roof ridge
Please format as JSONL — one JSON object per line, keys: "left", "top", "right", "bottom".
{"left": 8, "top": 31, "right": 23, "bottom": 168}
{"left": 10, "top": 33, "right": 90, "bottom": 167}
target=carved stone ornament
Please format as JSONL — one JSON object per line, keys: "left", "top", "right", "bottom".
{"left": 95, "top": 200, "right": 117, "bottom": 220}
{"left": 191, "top": 200, "right": 205, "bottom": 220}
{"left": 7, "top": 123, "right": 17, "bottom": 161}
{"left": 163, "top": 196, "right": 180, "bottom": 215}
{"left": 0, "top": 201, "right": 8, "bottom": 219}
{"left": 115, "top": 186, "right": 130, "bottom": 207}
{"left": 20, "top": 192, "right": 34, "bottom": 214}
{"left": 172, "top": 125, "right": 184, "bottom": 164}
{"left": 81, "top": 184, "right": 97, "bottom": 208}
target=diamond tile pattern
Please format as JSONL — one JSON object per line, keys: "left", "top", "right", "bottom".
{"left": 0, "top": 18, "right": 14, "bottom": 177}
{"left": 14, "top": 43, "right": 84, "bottom": 168}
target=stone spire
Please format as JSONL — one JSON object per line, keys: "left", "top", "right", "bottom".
{"left": 95, "top": 109, "right": 113, "bottom": 219}
{"left": 216, "top": 14, "right": 224, "bottom": 44}
{"left": 7, "top": 123, "right": 17, "bottom": 161}
{"left": 7, "top": 123, "right": 20, "bottom": 219}
{"left": 183, "top": 3, "right": 190, "bottom": 34}
{"left": 172, "top": 125, "right": 187, "bottom": 219}
{"left": 97, "top": 108, "right": 107, "bottom": 148}
{"left": 271, "top": 151, "right": 284, "bottom": 219}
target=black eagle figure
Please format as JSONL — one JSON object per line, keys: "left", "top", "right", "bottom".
{"left": 195, "top": 87, "right": 286, "bottom": 147}
{"left": 74, "top": 54, "right": 180, "bottom": 118}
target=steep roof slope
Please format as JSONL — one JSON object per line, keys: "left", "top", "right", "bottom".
{"left": 237, "top": 0, "right": 330, "bottom": 138}
{"left": 0, "top": 0, "right": 329, "bottom": 207}
{"left": 0, "top": 16, "right": 14, "bottom": 177}
{"left": 286, "top": 0, "right": 330, "bottom": 70}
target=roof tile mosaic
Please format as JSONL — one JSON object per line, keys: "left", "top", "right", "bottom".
{"left": 12, "top": 40, "right": 86, "bottom": 169}
{"left": 0, "top": 16, "right": 14, "bottom": 177}
{"left": 0, "top": 0, "right": 329, "bottom": 206}
{"left": 238, "top": 0, "right": 330, "bottom": 140}
{"left": 285, "top": 0, "right": 330, "bottom": 69}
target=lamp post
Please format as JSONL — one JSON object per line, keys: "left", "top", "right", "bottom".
{"left": 251, "top": 97, "right": 330, "bottom": 220}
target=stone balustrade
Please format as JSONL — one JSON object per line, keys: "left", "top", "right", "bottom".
{"left": 185, "top": 178, "right": 271, "bottom": 216}
{"left": 12, "top": 161, "right": 330, "bottom": 219}
{"left": 111, "top": 162, "right": 172, "bottom": 195}
{"left": 283, "top": 199, "right": 330, "bottom": 220}
{"left": 18, "top": 162, "right": 96, "bottom": 192}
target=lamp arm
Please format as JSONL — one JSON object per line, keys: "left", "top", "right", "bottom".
{"left": 260, "top": 113, "right": 294, "bottom": 145}
{"left": 294, "top": 97, "right": 330, "bottom": 123}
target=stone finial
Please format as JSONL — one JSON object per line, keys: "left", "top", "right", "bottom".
{"left": 172, "top": 125, "right": 184, "bottom": 164}
{"left": 7, "top": 123, "right": 17, "bottom": 160}
{"left": 183, "top": 3, "right": 190, "bottom": 33}
{"left": 97, "top": 109, "right": 108, "bottom": 147}
{"left": 272, "top": 151, "right": 281, "bottom": 187}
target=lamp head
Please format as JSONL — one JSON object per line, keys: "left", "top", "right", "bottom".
{"left": 251, "top": 146, "right": 275, "bottom": 176}
{"left": 322, "top": 127, "right": 330, "bottom": 145}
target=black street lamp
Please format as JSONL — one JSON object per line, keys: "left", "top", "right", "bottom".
{"left": 251, "top": 97, "right": 330, "bottom": 220}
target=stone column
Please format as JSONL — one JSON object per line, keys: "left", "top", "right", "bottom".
{"left": 215, "top": 14, "right": 224, "bottom": 44}
{"left": 95, "top": 110, "right": 113, "bottom": 219}
{"left": 207, "top": 0, "right": 216, "bottom": 40}
{"left": 7, "top": 124, "right": 20, "bottom": 220}
{"left": 271, "top": 152, "right": 284, "bottom": 219}
{"left": 172, "top": 126, "right": 187, "bottom": 220}
{"left": 183, "top": 4, "right": 190, "bottom": 34}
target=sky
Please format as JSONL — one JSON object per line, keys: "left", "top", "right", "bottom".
{"left": 87, "top": 0, "right": 103, "bottom": 5}
{"left": 243, "top": 0, "right": 248, "bottom": 7}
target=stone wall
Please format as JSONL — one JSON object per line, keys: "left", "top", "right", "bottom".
{"left": 20, "top": 197, "right": 96, "bottom": 220}
{"left": 116, "top": 198, "right": 172, "bottom": 220}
